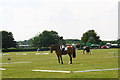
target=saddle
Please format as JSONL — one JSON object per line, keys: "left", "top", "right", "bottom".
{"left": 61, "top": 46, "right": 73, "bottom": 55}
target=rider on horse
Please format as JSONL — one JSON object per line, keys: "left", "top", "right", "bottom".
{"left": 59, "top": 36, "right": 66, "bottom": 52}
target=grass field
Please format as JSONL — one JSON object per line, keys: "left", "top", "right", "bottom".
{"left": 1, "top": 48, "right": 119, "bottom": 78}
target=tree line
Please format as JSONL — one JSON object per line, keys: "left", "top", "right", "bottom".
{"left": 1, "top": 30, "right": 119, "bottom": 49}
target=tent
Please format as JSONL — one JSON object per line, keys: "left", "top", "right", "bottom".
{"left": 91, "top": 44, "right": 99, "bottom": 47}
{"left": 91, "top": 44, "right": 100, "bottom": 48}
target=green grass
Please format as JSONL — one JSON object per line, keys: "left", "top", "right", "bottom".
{"left": 2, "top": 49, "right": 119, "bottom": 78}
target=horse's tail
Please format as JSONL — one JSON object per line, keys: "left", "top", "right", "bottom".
{"left": 73, "top": 47, "right": 76, "bottom": 58}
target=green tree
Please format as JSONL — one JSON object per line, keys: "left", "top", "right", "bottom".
{"left": 30, "top": 30, "right": 60, "bottom": 48}
{"left": 87, "top": 37, "right": 95, "bottom": 43}
{"left": 117, "top": 39, "right": 120, "bottom": 47}
{"left": 81, "top": 30, "right": 101, "bottom": 44}
{"left": 65, "top": 39, "right": 80, "bottom": 44}
{"left": 2, "top": 31, "right": 16, "bottom": 49}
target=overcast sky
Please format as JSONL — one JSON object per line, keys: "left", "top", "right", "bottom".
{"left": 0, "top": 0, "right": 119, "bottom": 41}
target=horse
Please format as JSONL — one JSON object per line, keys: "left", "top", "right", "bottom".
{"left": 83, "top": 46, "right": 91, "bottom": 54}
{"left": 50, "top": 44, "right": 76, "bottom": 64}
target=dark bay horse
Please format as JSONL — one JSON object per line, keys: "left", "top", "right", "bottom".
{"left": 50, "top": 44, "right": 76, "bottom": 64}
{"left": 83, "top": 46, "right": 91, "bottom": 54}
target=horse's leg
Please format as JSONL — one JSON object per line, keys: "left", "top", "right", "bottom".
{"left": 68, "top": 54, "right": 72, "bottom": 64}
{"left": 57, "top": 56, "right": 60, "bottom": 64}
{"left": 60, "top": 55, "right": 63, "bottom": 64}
{"left": 89, "top": 51, "right": 91, "bottom": 54}
{"left": 83, "top": 50, "right": 85, "bottom": 54}
{"left": 86, "top": 51, "right": 89, "bottom": 54}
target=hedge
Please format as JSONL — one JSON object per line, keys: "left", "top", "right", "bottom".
{"left": 2, "top": 48, "right": 50, "bottom": 52}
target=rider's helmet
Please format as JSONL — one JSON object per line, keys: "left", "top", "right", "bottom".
{"left": 60, "top": 36, "right": 63, "bottom": 40}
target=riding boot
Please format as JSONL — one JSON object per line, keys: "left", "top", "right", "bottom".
{"left": 62, "top": 48, "right": 65, "bottom": 52}
{"left": 62, "top": 48, "right": 65, "bottom": 55}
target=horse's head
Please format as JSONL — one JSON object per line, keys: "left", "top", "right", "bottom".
{"left": 50, "top": 44, "right": 59, "bottom": 53}
{"left": 50, "top": 45, "right": 54, "bottom": 53}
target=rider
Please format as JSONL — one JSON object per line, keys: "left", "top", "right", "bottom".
{"left": 83, "top": 43, "right": 87, "bottom": 49}
{"left": 59, "top": 36, "right": 66, "bottom": 52}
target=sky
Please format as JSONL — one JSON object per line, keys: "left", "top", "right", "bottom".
{"left": 0, "top": 0, "right": 119, "bottom": 41}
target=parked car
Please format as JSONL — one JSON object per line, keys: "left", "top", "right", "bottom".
{"left": 101, "top": 46, "right": 110, "bottom": 49}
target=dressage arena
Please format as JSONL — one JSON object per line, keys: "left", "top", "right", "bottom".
{"left": 1, "top": 48, "right": 119, "bottom": 78}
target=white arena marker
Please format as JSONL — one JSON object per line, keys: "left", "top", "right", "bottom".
{"left": 0, "top": 62, "right": 12, "bottom": 64}
{"left": 13, "top": 62, "right": 31, "bottom": 63}
{"left": 32, "top": 68, "right": 120, "bottom": 73}
{"left": 36, "top": 53, "right": 40, "bottom": 55}
{"left": 2, "top": 54, "right": 9, "bottom": 55}
{"left": 0, "top": 68, "right": 6, "bottom": 70}
{"left": 104, "top": 56, "right": 120, "bottom": 58}
{"left": 1, "top": 62, "right": 31, "bottom": 64}
{"left": 108, "top": 52, "right": 117, "bottom": 53}
{"left": 16, "top": 53, "right": 27, "bottom": 55}
{"left": 32, "top": 70, "right": 71, "bottom": 73}
{"left": 23, "top": 53, "right": 27, "bottom": 55}
{"left": 36, "top": 53, "right": 49, "bottom": 55}
{"left": 73, "top": 68, "right": 120, "bottom": 73}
